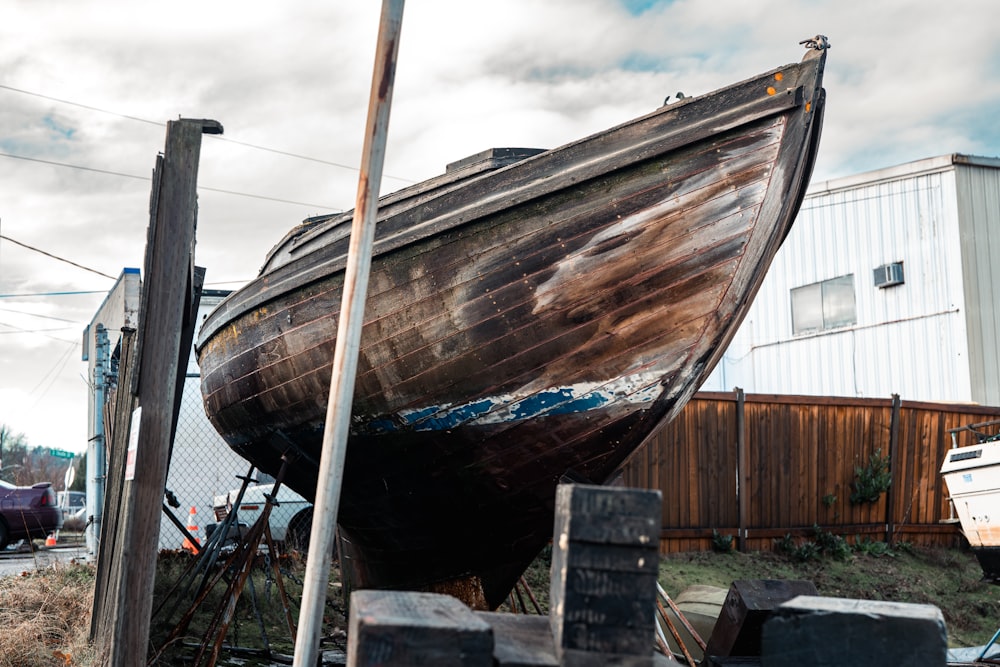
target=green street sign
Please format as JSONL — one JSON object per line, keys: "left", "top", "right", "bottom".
{"left": 49, "top": 448, "right": 75, "bottom": 459}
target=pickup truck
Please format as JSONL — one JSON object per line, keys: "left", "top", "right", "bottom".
{"left": 208, "top": 483, "right": 314, "bottom": 552}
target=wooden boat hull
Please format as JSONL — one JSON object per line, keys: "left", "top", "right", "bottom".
{"left": 197, "top": 45, "right": 827, "bottom": 608}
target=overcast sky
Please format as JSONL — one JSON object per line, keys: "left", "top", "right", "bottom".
{"left": 2, "top": 0, "right": 998, "bottom": 455}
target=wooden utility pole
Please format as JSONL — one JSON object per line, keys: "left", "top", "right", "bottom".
{"left": 94, "top": 118, "right": 220, "bottom": 667}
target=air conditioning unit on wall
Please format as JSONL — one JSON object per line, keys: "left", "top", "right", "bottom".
{"left": 873, "top": 262, "right": 904, "bottom": 288}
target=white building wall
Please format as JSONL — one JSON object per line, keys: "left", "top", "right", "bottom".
{"left": 84, "top": 268, "right": 141, "bottom": 438}
{"left": 955, "top": 162, "right": 1000, "bottom": 405}
{"left": 703, "top": 156, "right": 977, "bottom": 402}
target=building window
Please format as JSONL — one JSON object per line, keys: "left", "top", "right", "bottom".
{"left": 791, "top": 274, "right": 856, "bottom": 335}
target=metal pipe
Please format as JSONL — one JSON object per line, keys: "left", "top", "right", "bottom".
{"left": 656, "top": 595, "right": 697, "bottom": 666}
{"left": 292, "top": 2, "right": 405, "bottom": 665}
{"left": 87, "top": 324, "right": 109, "bottom": 561}
{"left": 658, "top": 581, "right": 707, "bottom": 651}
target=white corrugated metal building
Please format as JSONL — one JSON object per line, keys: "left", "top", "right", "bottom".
{"left": 701, "top": 153, "right": 1000, "bottom": 406}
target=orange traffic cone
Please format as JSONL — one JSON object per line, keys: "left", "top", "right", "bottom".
{"left": 45, "top": 533, "right": 57, "bottom": 547}
{"left": 182, "top": 506, "right": 201, "bottom": 553}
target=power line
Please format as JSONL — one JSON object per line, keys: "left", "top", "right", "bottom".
{"left": 0, "top": 82, "right": 416, "bottom": 184}
{"left": 204, "top": 280, "right": 249, "bottom": 288}
{"left": 0, "top": 150, "right": 147, "bottom": 182}
{"left": 0, "top": 150, "right": 342, "bottom": 210}
{"left": 0, "top": 233, "right": 116, "bottom": 279}
{"left": 27, "top": 341, "right": 79, "bottom": 411}
{"left": 0, "top": 307, "right": 80, "bottom": 323}
{"left": 0, "top": 83, "right": 162, "bottom": 128}
{"left": 217, "top": 136, "right": 415, "bottom": 183}
{"left": 0, "top": 325, "right": 75, "bottom": 334}
{"left": 0, "top": 320, "right": 79, "bottom": 343}
{"left": 0, "top": 290, "right": 108, "bottom": 298}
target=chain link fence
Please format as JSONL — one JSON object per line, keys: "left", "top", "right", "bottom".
{"left": 158, "top": 374, "right": 255, "bottom": 551}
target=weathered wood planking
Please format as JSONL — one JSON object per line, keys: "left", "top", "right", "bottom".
{"left": 198, "top": 46, "right": 827, "bottom": 607}
{"left": 89, "top": 328, "right": 137, "bottom": 646}
{"left": 94, "top": 118, "right": 219, "bottom": 667}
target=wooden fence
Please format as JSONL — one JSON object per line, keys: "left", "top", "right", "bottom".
{"left": 617, "top": 391, "right": 1000, "bottom": 554}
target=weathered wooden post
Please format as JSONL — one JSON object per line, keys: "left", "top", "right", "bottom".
{"left": 885, "top": 393, "right": 901, "bottom": 544}
{"left": 550, "top": 483, "right": 662, "bottom": 667}
{"left": 96, "top": 117, "right": 221, "bottom": 666}
{"left": 735, "top": 387, "right": 747, "bottom": 552}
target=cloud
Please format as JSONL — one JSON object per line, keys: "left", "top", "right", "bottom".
{"left": 2, "top": 0, "right": 999, "bottom": 450}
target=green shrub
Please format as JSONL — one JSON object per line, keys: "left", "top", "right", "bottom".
{"left": 812, "top": 525, "right": 851, "bottom": 561}
{"left": 853, "top": 537, "right": 897, "bottom": 558}
{"left": 851, "top": 448, "right": 891, "bottom": 505}
{"left": 711, "top": 530, "right": 734, "bottom": 553}
{"left": 774, "top": 533, "right": 796, "bottom": 555}
{"left": 792, "top": 541, "right": 821, "bottom": 562}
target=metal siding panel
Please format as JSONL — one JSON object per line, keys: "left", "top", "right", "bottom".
{"left": 705, "top": 159, "right": 985, "bottom": 402}
{"left": 956, "top": 165, "right": 1000, "bottom": 405}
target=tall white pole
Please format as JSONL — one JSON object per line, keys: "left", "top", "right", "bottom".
{"left": 292, "top": 1, "right": 404, "bottom": 665}
{"left": 87, "top": 324, "right": 109, "bottom": 561}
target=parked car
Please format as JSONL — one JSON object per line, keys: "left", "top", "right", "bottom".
{"left": 208, "top": 483, "right": 314, "bottom": 552}
{"left": 57, "top": 490, "right": 87, "bottom": 530}
{"left": 0, "top": 480, "right": 63, "bottom": 549}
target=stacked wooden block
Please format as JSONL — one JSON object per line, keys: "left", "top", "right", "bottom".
{"left": 347, "top": 590, "right": 494, "bottom": 667}
{"left": 549, "top": 483, "right": 662, "bottom": 667}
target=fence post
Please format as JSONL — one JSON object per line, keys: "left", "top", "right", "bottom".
{"left": 96, "top": 118, "right": 220, "bottom": 667}
{"left": 885, "top": 393, "right": 901, "bottom": 544}
{"left": 736, "top": 387, "right": 747, "bottom": 552}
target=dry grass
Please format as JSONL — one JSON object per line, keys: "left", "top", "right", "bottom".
{"left": 0, "top": 561, "right": 95, "bottom": 667}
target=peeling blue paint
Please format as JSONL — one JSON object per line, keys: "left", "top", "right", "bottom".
{"left": 508, "top": 388, "right": 611, "bottom": 419}
{"left": 409, "top": 397, "right": 498, "bottom": 431}
{"left": 399, "top": 405, "right": 442, "bottom": 425}
{"left": 358, "top": 378, "right": 661, "bottom": 436}
{"left": 544, "top": 391, "right": 610, "bottom": 416}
